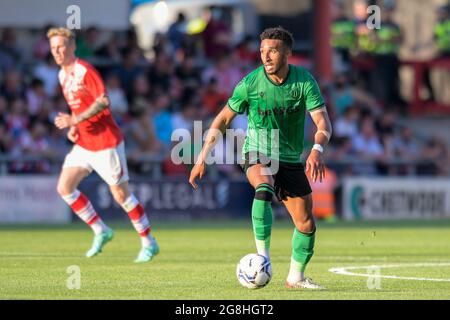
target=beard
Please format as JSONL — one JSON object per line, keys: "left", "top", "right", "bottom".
{"left": 264, "top": 63, "right": 281, "bottom": 75}
{"left": 264, "top": 56, "right": 288, "bottom": 75}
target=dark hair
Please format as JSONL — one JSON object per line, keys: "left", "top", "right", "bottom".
{"left": 260, "top": 26, "right": 294, "bottom": 50}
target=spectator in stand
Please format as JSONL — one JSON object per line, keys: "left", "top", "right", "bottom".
{"left": 75, "top": 26, "right": 99, "bottom": 59}
{"left": 0, "top": 28, "right": 23, "bottom": 72}
{"left": 354, "top": 0, "right": 373, "bottom": 54}
{"left": 124, "top": 28, "right": 140, "bottom": 52}
{"left": 96, "top": 35, "right": 123, "bottom": 63}
{"left": 0, "top": 95, "right": 13, "bottom": 153}
{"left": 0, "top": 122, "right": 13, "bottom": 154}
{"left": 33, "top": 53, "right": 59, "bottom": 98}
{"left": 235, "top": 35, "right": 259, "bottom": 67}
{"left": 172, "top": 102, "right": 198, "bottom": 132}
{"left": 201, "top": 77, "right": 228, "bottom": 118}
{"left": 32, "top": 99, "right": 54, "bottom": 128}
{"left": 371, "top": 0, "right": 403, "bottom": 109}
{"left": 330, "top": 0, "right": 356, "bottom": 71}
{"left": 334, "top": 105, "right": 360, "bottom": 139}
{"left": 201, "top": 7, "right": 232, "bottom": 59}
{"left": 51, "top": 94, "right": 70, "bottom": 120}
{"left": 148, "top": 53, "right": 173, "bottom": 95}
{"left": 153, "top": 32, "right": 174, "bottom": 58}
{"left": 421, "top": 135, "right": 450, "bottom": 176}
{"left": 391, "top": 127, "right": 422, "bottom": 175}
{"left": 434, "top": 4, "right": 450, "bottom": 56}
{"left": 105, "top": 72, "right": 129, "bottom": 120}
{"left": 175, "top": 54, "right": 202, "bottom": 90}
{"left": 328, "top": 136, "right": 355, "bottom": 175}
{"left": 125, "top": 107, "right": 162, "bottom": 172}
{"left": 115, "top": 47, "right": 144, "bottom": 100}
{"left": 330, "top": 72, "right": 379, "bottom": 116}
{"left": 352, "top": 116, "right": 385, "bottom": 175}
{"left": 374, "top": 109, "right": 402, "bottom": 174}
{"left": 202, "top": 54, "right": 243, "bottom": 95}
{"left": 0, "top": 94, "right": 7, "bottom": 124}
{"left": 47, "top": 124, "right": 70, "bottom": 159}
{"left": 167, "top": 12, "right": 188, "bottom": 53}
{"left": 26, "top": 78, "right": 47, "bottom": 117}
{"left": 0, "top": 69, "right": 25, "bottom": 101}
{"left": 19, "top": 121, "right": 58, "bottom": 173}
{"left": 375, "top": 110, "right": 398, "bottom": 137}
{"left": 152, "top": 93, "right": 174, "bottom": 148}
{"left": 423, "top": 5, "right": 450, "bottom": 102}
{"left": 129, "top": 74, "right": 151, "bottom": 117}
{"left": 5, "top": 98, "right": 28, "bottom": 140}
{"left": 33, "top": 24, "right": 53, "bottom": 60}
{"left": 352, "top": 0, "right": 375, "bottom": 90}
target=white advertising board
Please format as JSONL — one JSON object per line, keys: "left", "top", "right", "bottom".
{"left": 0, "top": 176, "right": 70, "bottom": 223}
{"left": 342, "top": 177, "right": 450, "bottom": 220}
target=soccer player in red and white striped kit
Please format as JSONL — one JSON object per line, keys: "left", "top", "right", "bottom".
{"left": 49, "top": 27, "right": 159, "bottom": 262}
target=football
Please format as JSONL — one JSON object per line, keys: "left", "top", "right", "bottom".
{"left": 236, "top": 253, "right": 272, "bottom": 289}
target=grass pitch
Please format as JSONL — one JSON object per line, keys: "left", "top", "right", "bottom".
{"left": 1, "top": 219, "right": 450, "bottom": 300}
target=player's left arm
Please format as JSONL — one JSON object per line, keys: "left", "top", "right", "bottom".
{"left": 74, "top": 94, "right": 110, "bottom": 124}
{"left": 306, "top": 107, "right": 333, "bottom": 182}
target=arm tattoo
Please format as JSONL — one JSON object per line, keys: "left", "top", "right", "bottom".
{"left": 75, "top": 98, "right": 108, "bottom": 124}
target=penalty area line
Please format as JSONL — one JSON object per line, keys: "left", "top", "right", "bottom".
{"left": 328, "top": 262, "right": 450, "bottom": 282}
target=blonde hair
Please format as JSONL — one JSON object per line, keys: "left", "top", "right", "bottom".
{"left": 46, "top": 27, "right": 75, "bottom": 43}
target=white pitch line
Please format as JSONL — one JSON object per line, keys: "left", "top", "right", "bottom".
{"left": 329, "top": 262, "right": 450, "bottom": 282}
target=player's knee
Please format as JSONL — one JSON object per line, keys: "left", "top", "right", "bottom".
{"left": 112, "top": 192, "right": 127, "bottom": 205}
{"left": 56, "top": 183, "right": 74, "bottom": 197}
{"left": 254, "top": 184, "right": 275, "bottom": 202}
{"left": 111, "top": 188, "right": 127, "bottom": 205}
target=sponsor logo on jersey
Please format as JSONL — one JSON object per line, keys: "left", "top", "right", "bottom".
{"left": 257, "top": 105, "right": 301, "bottom": 116}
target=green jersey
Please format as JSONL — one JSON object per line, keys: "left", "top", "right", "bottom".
{"left": 227, "top": 64, "right": 325, "bottom": 163}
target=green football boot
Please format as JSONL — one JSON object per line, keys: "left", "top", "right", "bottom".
{"left": 86, "top": 229, "right": 114, "bottom": 258}
{"left": 134, "top": 241, "right": 160, "bottom": 263}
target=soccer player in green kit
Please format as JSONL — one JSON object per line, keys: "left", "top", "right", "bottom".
{"left": 189, "top": 27, "right": 332, "bottom": 289}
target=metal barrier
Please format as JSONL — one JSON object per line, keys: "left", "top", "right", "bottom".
{"left": 0, "top": 154, "right": 436, "bottom": 177}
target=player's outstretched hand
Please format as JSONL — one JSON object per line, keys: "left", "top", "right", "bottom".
{"left": 189, "top": 162, "right": 206, "bottom": 190}
{"left": 305, "top": 150, "right": 325, "bottom": 183}
{"left": 67, "top": 126, "right": 79, "bottom": 143}
{"left": 54, "top": 112, "right": 75, "bottom": 129}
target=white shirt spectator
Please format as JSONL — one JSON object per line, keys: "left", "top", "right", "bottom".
{"left": 352, "top": 134, "right": 384, "bottom": 156}
{"left": 334, "top": 117, "right": 358, "bottom": 138}
{"left": 33, "top": 62, "right": 59, "bottom": 97}
{"left": 107, "top": 86, "right": 128, "bottom": 115}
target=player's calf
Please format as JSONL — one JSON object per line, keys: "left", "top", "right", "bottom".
{"left": 60, "top": 189, "right": 113, "bottom": 257}
{"left": 252, "top": 184, "right": 275, "bottom": 260}
{"left": 118, "top": 193, "right": 159, "bottom": 261}
{"left": 61, "top": 189, "right": 110, "bottom": 235}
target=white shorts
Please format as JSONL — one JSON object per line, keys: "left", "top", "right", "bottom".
{"left": 63, "top": 141, "right": 129, "bottom": 186}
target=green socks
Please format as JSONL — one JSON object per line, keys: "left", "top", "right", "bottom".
{"left": 252, "top": 184, "right": 274, "bottom": 258}
{"left": 251, "top": 182, "right": 316, "bottom": 282}
{"left": 291, "top": 227, "right": 315, "bottom": 273}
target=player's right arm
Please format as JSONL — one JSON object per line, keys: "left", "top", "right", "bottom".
{"left": 66, "top": 113, "right": 79, "bottom": 143}
{"left": 189, "top": 105, "right": 237, "bottom": 189}
{"left": 67, "top": 126, "right": 79, "bottom": 143}
{"left": 189, "top": 77, "right": 249, "bottom": 189}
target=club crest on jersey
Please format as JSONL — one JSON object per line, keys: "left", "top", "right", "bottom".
{"left": 291, "top": 89, "right": 300, "bottom": 99}
{"left": 259, "top": 91, "right": 265, "bottom": 98}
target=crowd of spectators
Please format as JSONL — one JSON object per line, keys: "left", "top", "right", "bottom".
{"left": 0, "top": 6, "right": 449, "bottom": 178}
